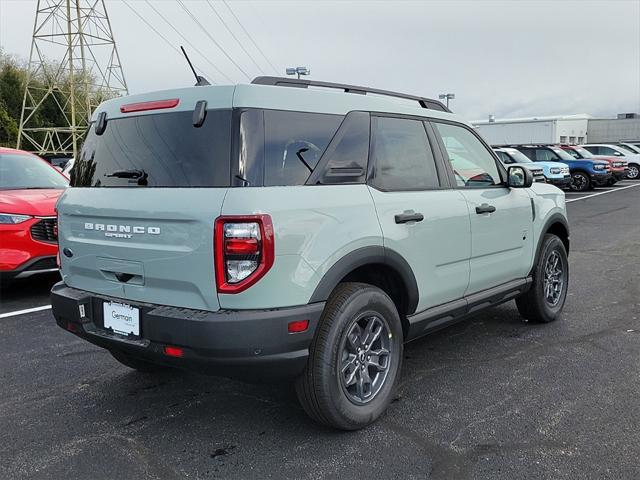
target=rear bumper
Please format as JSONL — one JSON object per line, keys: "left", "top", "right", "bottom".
{"left": 51, "top": 282, "right": 324, "bottom": 380}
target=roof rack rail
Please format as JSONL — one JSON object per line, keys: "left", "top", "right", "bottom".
{"left": 492, "top": 144, "right": 557, "bottom": 148}
{"left": 251, "top": 76, "right": 451, "bottom": 113}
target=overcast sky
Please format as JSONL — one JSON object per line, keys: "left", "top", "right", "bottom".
{"left": 1, "top": 0, "right": 639, "bottom": 120}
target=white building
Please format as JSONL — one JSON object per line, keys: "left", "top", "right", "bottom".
{"left": 471, "top": 114, "right": 591, "bottom": 146}
{"left": 587, "top": 114, "right": 640, "bottom": 143}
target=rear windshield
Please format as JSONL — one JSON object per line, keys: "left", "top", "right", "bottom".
{"left": 72, "top": 110, "right": 231, "bottom": 187}
{"left": 0, "top": 153, "right": 68, "bottom": 190}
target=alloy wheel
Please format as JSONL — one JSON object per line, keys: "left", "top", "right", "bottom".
{"left": 543, "top": 250, "right": 564, "bottom": 306}
{"left": 339, "top": 314, "right": 392, "bottom": 405}
{"left": 628, "top": 165, "right": 639, "bottom": 180}
{"left": 570, "top": 173, "right": 588, "bottom": 191}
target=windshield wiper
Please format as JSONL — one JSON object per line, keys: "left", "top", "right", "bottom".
{"left": 105, "top": 169, "right": 146, "bottom": 179}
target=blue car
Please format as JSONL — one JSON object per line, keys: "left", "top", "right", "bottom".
{"left": 514, "top": 145, "right": 611, "bottom": 192}
{"left": 494, "top": 147, "right": 571, "bottom": 187}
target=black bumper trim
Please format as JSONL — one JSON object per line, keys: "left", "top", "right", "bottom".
{"left": 51, "top": 282, "right": 324, "bottom": 380}
{"left": 548, "top": 176, "right": 571, "bottom": 187}
{"left": 0, "top": 255, "right": 58, "bottom": 280}
{"left": 589, "top": 173, "right": 612, "bottom": 186}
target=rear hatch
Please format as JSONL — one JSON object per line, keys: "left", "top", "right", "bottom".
{"left": 58, "top": 94, "right": 233, "bottom": 311}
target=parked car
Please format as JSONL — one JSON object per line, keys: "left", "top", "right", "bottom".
{"left": 51, "top": 77, "right": 570, "bottom": 430}
{"left": 581, "top": 144, "right": 640, "bottom": 180}
{"left": 0, "top": 147, "right": 67, "bottom": 279}
{"left": 617, "top": 143, "right": 640, "bottom": 155}
{"left": 560, "top": 145, "right": 628, "bottom": 185}
{"left": 493, "top": 147, "right": 568, "bottom": 186}
{"left": 514, "top": 145, "right": 611, "bottom": 191}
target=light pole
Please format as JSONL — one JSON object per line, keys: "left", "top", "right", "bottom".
{"left": 286, "top": 66, "right": 310, "bottom": 79}
{"left": 438, "top": 93, "right": 455, "bottom": 109}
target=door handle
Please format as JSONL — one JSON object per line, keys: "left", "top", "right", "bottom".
{"left": 475, "top": 203, "right": 496, "bottom": 214}
{"left": 395, "top": 211, "right": 424, "bottom": 224}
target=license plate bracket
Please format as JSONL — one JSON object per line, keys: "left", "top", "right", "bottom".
{"left": 103, "top": 301, "right": 140, "bottom": 337}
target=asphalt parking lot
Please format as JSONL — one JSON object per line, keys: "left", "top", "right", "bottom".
{"left": 1, "top": 180, "right": 639, "bottom": 480}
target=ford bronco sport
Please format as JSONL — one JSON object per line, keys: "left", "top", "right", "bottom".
{"left": 51, "top": 77, "right": 570, "bottom": 430}
{"left": 513, "top": 145, "right": 611, "bottom": 191}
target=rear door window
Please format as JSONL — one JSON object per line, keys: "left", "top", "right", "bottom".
{"left": 263, "top": 110, "right": 342, "bottom": 186}
{"left": 583, "top": 146, "right": 599, "bottom": 155}
{"left": 533, "top": 148, "right": 558, "bottom": 161}
{"left": 73, "top": 110, "right": 232, "bottom": 187}
{"left": 369, "top": 116, "right": 440, "bottom": 191}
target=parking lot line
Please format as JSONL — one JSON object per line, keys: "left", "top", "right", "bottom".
{"left": 0, "top": 305, "right": 51, "bottom": 319}
{"left": 566, "top": 182, "right": 640, "bottom": 203}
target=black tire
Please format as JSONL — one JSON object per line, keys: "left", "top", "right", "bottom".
{"left": 110, "top": 350, "right": 171, "bottom": 373}
{"left": 516, "top": 234, "right": 569, "bottom": 323}
{"left": 607, "top": 178, "right": 617, "bottom": 186}
{"left": 295, "top": 282, "right": 403, "bottom": 430}
{"left": 570, "top": 171, "right": 590, "bottom": 192}
{"left": 628, "top": 163, "right": 639, "bottom": 180}
{"left": 569, "top": 172, "right": 592, "bottom": 192}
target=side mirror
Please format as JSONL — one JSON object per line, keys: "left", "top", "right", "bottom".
{"left": 508, "top": 166, "right": 533, "bottom": 188}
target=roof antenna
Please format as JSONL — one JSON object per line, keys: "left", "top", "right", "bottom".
{"left": 180, "top": 46, "right": 211, "bottom": 86}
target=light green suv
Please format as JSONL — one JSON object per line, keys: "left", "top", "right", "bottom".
{"left": 51, "top": 77, "right": 570, "bottom": 430}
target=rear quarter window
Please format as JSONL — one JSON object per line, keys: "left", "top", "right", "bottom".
{"left": 263, "top": 110, "right": 343, "bottom": 186}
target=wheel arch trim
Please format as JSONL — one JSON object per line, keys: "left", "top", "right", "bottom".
{"left": 534, "top": 213, "right": 570, "bottom": 269}
{"left": 308, "top": 246, "right": 419, "bottom": 315}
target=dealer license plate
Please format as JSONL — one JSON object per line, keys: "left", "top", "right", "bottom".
{"left": 103, "top": 301, "right": 140, "bottom": 336}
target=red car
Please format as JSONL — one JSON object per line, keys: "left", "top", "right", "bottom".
{"left": 560, "top": 145, "right": 628, "bottom": 185}
{"left": 0, "top": 147, "right": 68, "bottom": 279}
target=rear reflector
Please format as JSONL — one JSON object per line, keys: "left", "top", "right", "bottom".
{"left": 288, "top": 320, "right": 309, "bottom": 333}
{"left": 163, "top": 346, "right": 184, "bottom": 358}
{"left": 120, "top": 99, "right": 180, "bottom": 113}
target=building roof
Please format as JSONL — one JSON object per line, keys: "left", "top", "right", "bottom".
{"left": 472, "top": 114, "right": 592, "bottom": 125}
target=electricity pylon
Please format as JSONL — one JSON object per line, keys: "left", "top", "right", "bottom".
{"left": 17, "top": 0, "right": 128, "bottom": 158}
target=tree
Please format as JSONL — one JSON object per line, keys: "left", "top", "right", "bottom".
{"left": 0, "top": 50, "right": 26, "bottom": 147}
{"left": 0, "top": 49, "right": 108, "bottom": 151}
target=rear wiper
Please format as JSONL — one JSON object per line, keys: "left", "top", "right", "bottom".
{"left": 105, "top": 169, "right": 146, "bottom": 179}
{"left": 296, "top": 148, "right": 313, "bottom": 172}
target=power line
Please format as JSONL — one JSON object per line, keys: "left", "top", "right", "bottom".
{"left": 121, "top": 0, "right": 216, "bottom": 82}
{"left": 144, "top": 0, "right": 233, "bottom": 83}
{"left": 176, "top": 0, "right": 251, "bottom": 81}
{"left": 222, "top": 0, "right": 279, "bottom": 75}
{"left": 205, "top": 0, "right": 264, "bottom": 76}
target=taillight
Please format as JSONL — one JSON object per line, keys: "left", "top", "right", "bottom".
{"left": 214, "top": 215, "right": 274, "bottom": 294}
